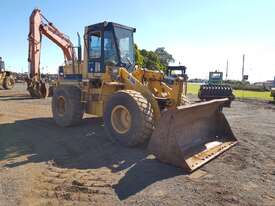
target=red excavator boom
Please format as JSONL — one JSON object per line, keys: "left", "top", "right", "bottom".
{"left": 27, "top": 8, "right": 76, "bottom": 98}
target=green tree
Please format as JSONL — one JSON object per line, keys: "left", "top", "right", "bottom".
{"left": 155, "top": 47, "right": 175, "bottom": 66}
{"left": 140, "top": 49, "right": 164, "bottom": 70}
{"left": 134, "top": 45, "right": 173, "bottom": 70}
{"left": 134, "top": 44, "right": 144, "bottom": 66}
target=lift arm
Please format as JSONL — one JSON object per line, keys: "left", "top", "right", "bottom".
{"left": 28, "top": 9, "right": 76, "bottom": 79}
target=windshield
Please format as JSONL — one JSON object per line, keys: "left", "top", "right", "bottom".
{"left": 211, "top": 73, "right": 222, "bottom": 79}
{"left": 114, "top": 27, "right": 134, "bottom": 68}
{"left": 104, "top": 30, "right": 118, "bottom": 66}
{"left": 170, "top": 70, "right": 183, "bottom": 76}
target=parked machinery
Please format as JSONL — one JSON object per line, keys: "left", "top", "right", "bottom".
{"left": 26, "top": 9, "right": 77, "bottom": 98}
{"left": 27, "top": 9, "right": 237, "bottom": 172}
{"left": 164, "top": 65, "right": 189, "bottom": 102}
{"left": 198, "top": 71, "right": 234, "bottom": 106}
{"left": 271, "top": 76, "right": 275, "bottom": 100}
{"left": 0, "top": 57, "right": 15, "bottom": 90}
{"left": 164, "top": 66, "right": 188, "bottom": 83}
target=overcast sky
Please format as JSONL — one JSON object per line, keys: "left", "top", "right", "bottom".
{"left": 0, "top": 0, "right": 274, "bottom": 82}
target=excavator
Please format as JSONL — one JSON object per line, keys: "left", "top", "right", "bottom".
{"left": 27, "top": 9, "right": 77, "bottom": 98}
{"left": 27, "top": 9, "right": 237, "bottom": 172}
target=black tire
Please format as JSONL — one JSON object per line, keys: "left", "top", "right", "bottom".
{"left": 27, "top": 86, "right": 40, "bottom": 98}
{"left": 104, "top": 90, "right": 154, "bottom": 147}
{"left": 48, "top": 85, "right": 54, "bottom": 97}
{"left": 3, "top": 75, "right": 15, "bottom": 90}
{"left": 52, "top": 85, "right": 84, "bottom": 127}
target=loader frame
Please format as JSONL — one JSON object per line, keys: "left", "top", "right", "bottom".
{"left": 28, "top": 9, "right": 237, "bottom": 172}
{"left": 55, "top": 22, "right": 186, "bottom": 121}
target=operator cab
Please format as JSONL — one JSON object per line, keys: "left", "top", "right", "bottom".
{"left": 164, "top": 66, "right": 188, "bottom": 85}
{"left": 209, "top": 71, "right": 223, "bottom": 84}
{"left": 165, "top": 66, "right": 187, "bottom": 78}
{"left": 86, "top": 22, "right": 136, "bottom": 75}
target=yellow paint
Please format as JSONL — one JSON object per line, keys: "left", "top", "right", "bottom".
{"left": 57, "top": 28, "right": 187, "bottom": 122}
{"left": 58, "top": 65, "right": 188, "bottom": 122}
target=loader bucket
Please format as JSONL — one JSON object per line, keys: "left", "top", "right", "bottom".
{"left": 148, "top": 98, "right": 237, "bottom": 172}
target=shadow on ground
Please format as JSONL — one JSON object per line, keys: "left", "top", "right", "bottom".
{"left": 0, "top": 96, "right": 33, "bottom": 101}
{"left": 0, "top": 117, "right": 183, "bottom": 200}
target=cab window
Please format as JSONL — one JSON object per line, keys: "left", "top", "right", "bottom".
{"left": 211, "top": 73, "right": 221, "bottom": 79}
{"left": 89, "top": 32, "right": 101, "bottom": 59}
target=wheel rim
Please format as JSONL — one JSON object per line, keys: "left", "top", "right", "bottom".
{"left": 57, "top": 96, "right": 66, "bottom": 116}
{"left": 111, "top": 105, "right": 132, "bottom": 134}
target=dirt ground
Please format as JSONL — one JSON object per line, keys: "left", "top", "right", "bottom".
{"left": 0, "top": 83, "right": 275, "bottom": 206}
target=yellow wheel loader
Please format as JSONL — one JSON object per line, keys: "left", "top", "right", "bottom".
{"left": 28, "top": 9, "right": 237, "bottom": 172}
{"left": 0, "top": 57, "right": 15, "bottom": 90}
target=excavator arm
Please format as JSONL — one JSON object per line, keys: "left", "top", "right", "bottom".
{"left": 27, "top": 9, "right": 76, "bottom": 98}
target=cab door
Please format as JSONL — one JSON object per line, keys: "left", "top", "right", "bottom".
{"left": 88, "top": 31, "right": 103, "bottom": 74}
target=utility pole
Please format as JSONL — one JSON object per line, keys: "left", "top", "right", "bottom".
{"left": 242, "top": 54, "right": 245, "bottom": 82}
{"left": 226, "top": 59, "right": 228, "bottom": 80}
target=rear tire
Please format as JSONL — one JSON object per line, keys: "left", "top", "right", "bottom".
{"left": 104, "top": 90, "right": 154, "bottom": 147}
{"left": 52, "top": 85, "right": 84, "bottom": 127}
{"left": 3, "top": 76, "right": 15, "bottom": 90}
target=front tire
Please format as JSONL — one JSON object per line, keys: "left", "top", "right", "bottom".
{"left": 104, "top": 90, "right": 154, "bottom": 147}
{"left": 52, "top": 85, "right": 84, "bottom": 127}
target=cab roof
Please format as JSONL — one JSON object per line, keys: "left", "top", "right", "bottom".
{"left": 86, "top": 21, "right": 136, "bottom": 32}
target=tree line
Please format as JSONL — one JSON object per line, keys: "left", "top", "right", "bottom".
{"left": 135, "top": 44, "right": 175, "bottom": 70}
